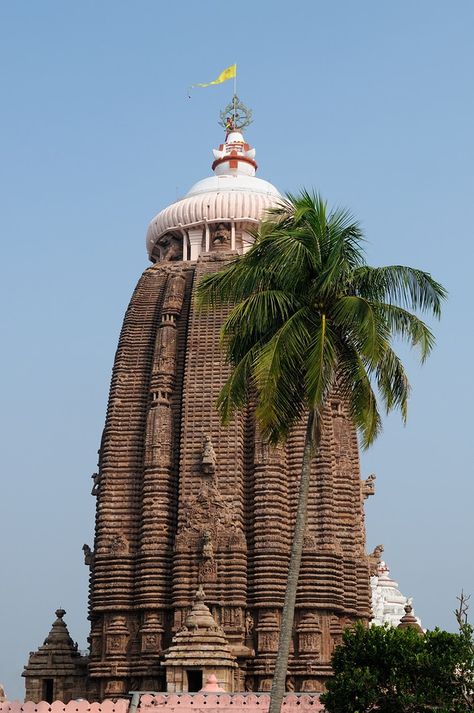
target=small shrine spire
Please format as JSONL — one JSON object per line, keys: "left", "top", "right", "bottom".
{"left": 398, "top": 600, "right": 424, "bottom": 633}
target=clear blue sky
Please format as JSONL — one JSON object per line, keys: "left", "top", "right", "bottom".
{"left": 1, "top": 0, "right": 473, "bottom": 700}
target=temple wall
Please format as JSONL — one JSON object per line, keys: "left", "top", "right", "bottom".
{"left": 0, "top": 702, "right": 128, "bottom": 713}
{"left": 0, "top": 694, "right": 323, "bottom": 713}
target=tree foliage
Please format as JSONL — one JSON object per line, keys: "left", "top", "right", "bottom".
{"left": 197, "top": 191, "right": 446, "bottom": 447}
{"left": 322, "top": 603, "right": 474, "bottom": 713}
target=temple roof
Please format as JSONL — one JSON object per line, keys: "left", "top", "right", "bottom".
{"left": 146, "top": 128, "right": 281, "bottom": 260}
{"left": 162, "top": 587, "right": 237, "bottom": 669}
{"left": 23, "top": 609, "right": 87, "bottom": 678}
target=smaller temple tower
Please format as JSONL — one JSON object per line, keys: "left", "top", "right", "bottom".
{"left": 162, "top": 587, "right": 237, "bottom": 692}
{"left": 23, "top": 609, "right": 88, "bottom": 703}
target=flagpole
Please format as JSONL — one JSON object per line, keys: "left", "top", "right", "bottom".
{"left": 233, "top": 64, "right": 237, "bottom": 127}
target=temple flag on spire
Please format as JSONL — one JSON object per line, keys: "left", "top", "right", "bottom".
{"left": 192, "top": 64, "right": 236, "bottom": 88}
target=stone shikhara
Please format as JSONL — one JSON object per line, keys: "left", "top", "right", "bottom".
{"left": 24, "top": 122, "right": 373, "bottom": 702}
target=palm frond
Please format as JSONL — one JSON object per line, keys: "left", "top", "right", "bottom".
{"left": 352, "top": 265, "right": 447, "bottom": 317}
{"left": 337, "top": 345, "right": 382, "bottom": 448}
{"left": 374, "top": 344, "right": 410, "bottom": 421}
{"left": 216, "top": 344, "right": 260, "bottom": 423}
{"left": 304, "top": 315, "right": 338, "bottom": 408}
{"left": 375, "top": 303, "right": 435, "bottom": 362}
{"left": 253, "top": 308, "right": 311, "bottom": 439}
{"left": 331, "top": 296, "right": 387, "bottom": 361}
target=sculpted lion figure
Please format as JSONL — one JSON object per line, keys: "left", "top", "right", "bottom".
{"left": 158, "top": 233, "right": 182, "bottom": 261}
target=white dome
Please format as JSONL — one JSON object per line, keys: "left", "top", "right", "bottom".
{"left": 186, "top": 173, "right": 280, "bottom": 198}
{"left": 146, "top": 131, "right": 281, "bottom": 261}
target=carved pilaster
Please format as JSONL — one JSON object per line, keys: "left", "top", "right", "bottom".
{"left": 105, "top": 615, "right": 129, "bottom": 657}
{"left": 137, "top": 271, "right": 187, "bottom": 611}
{"left": 139, "top": 611, "right": 164, "bottom": 655}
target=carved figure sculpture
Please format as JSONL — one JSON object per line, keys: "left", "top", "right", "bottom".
{"left": 362, "top": 473, "right": 376, "bottom": 500}
{"left": 201, "top": 531, "right": 214, "bottom": 560}
{"left": 212, "top": 223, "right": 231, "bottom": 246}
{"left": 368, "top": 544, "right": 384, "bottom": 575}
{"left": 91, "top": 472, "right": 101, "bottom": 496}
{"left": 82, "top": 544, "right": 94, "bottom": 566}
{"left": 157, "top": 233, "right": 183, "bottom": 261}
{"left": 245, "top": 612, "right": 254, "bottom": 637}
{"left": 201, "top": 435, "right": 217, "bottom": 474}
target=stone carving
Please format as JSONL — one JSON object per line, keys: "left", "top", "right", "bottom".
{"left": 368, "top": 544, "right": 384, "bottom": 575}
{"left": 179, "top": 477, "right": 238, "bottom": 538}
{"left": 201, "top": 530, "right": 214, "bottom": 559}
{"left": 0, "top": 684, "right": 6, "bottom": 703}
{"left": 139, "top": 611, "right": 164, "bottom": 645}
{"left": 91, "top": 471, "right": 101, "bottom": 496}
{"left": 286, "top": 676, "right": 295, "bottom": 692}
{"left": 82, "top": 544, "right": 94, "bottom": 566}
{"left": 244, "top": 676, "right": 255, "bottom": 692}
{"left": 105, "top": 680, "right": 126, "bottom": 695}
{"left": 108, "top": 534, "right": 129, "bottom": 555}
{"left": 362, "top": 473, "right": 376, "bottom": 500}
{"left": 297, "top": 611, "right": 321, "bottom": 657}
{"left": 245, "top": 612, "right": 254, "bottom": 637}
{"left": 201, "top": 435, "right": 217, "bottom": 474}
{"left": 330, "top": 616, "right": 344, "bottom": 652}
{"left": 303, "top": 530, "right": 317, "bottom": 550}
{"left": 157, "top": 233, "right": 183, "bottom": 261}
{"left": 106, "top": 615, "right": 129, "bottom": 656}
{"left": 212, "top": 223, "right": 231, "bottom": 246}
{"left": 199, "top": 530, "right": 217, "bottom": 582}
{"left": 257, "top": 610, "right": 280, "bottom": 653}
{"left": 162, "top": 272, "right": 186, "bottom": 316}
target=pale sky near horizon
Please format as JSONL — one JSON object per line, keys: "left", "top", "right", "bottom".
{"left": 1, "top": 0, "right": 474, "bottom": 700}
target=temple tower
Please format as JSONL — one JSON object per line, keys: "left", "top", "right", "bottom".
{"left": 24, "top": 103, "right": 372, "bottom": 701}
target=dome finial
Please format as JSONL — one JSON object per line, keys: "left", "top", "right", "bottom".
{"left": 219, "top": 95, "right": 253, "bottom": 138}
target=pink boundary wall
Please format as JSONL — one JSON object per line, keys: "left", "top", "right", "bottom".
{"left": 0, "top": 694, "right": 324, "bottom": 713}
{"left": 139, "top": 693, "right": 324, "bottom": 712}
{"left": 0, "top": 702, "right": 129, "bottom": 713}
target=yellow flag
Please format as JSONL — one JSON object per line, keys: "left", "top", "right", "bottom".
{"left": 192, "top": 64, "right": 236, "bottom": 88}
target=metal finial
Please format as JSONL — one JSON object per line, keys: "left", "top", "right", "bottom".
{"left": 219, "top": 95, "right": 253, "bottom": 132}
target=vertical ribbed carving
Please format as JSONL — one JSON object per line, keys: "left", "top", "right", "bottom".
{"left": 172, "top": 255, "right": 248, "bottom": 652}
{"left": 136, "top": 270, "right": 187, "bottom": 608}
{"left": 88, "top": 265, "right": 171, "bottom": 696}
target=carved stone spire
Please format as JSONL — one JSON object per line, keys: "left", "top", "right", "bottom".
{"left": 22, "top": 609, "right": 87, "bottom": 703}
{"left": 162, "top": 588, "right": 237, "bottom": 692}
{"left": 397, "top": 601, "right": 424, "bottom": 633}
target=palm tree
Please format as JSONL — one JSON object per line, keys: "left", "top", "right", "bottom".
{"left": 196, "top": 191, "right": 446, "bottom": 713}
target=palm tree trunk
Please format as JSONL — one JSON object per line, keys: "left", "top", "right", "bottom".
{"left": 268, "top": 408, "right": 318, "bottom": 713}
